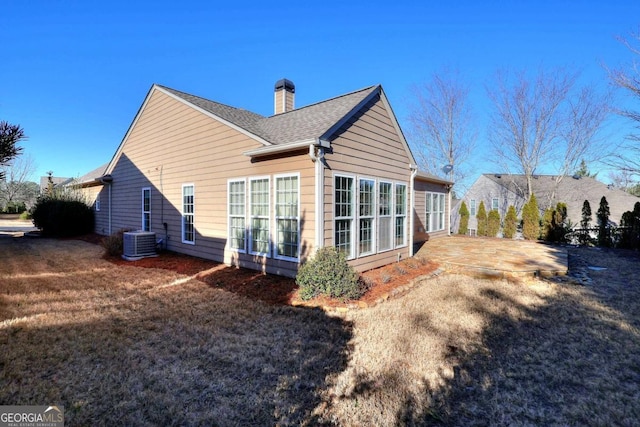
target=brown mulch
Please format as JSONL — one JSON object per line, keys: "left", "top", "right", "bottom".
{"left": 82, "top": 233, "right": 438, "bottom": 308}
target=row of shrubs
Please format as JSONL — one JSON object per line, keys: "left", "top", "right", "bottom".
{"left": 458, "top": 195, "right": 640, "bottom": 249}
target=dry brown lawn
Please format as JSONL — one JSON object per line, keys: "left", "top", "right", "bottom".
{"left": 1, "top": 236, "right": 639, "bottom": 426}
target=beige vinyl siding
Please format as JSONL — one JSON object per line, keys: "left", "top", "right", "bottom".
{"left": 107, "top": 89, "right": 315, "bottom": 277}
{"left": 322, "top": 93, "right": 412, "bottom": 272}
{"left": 80, "top": 184, "right": 110, "bottom": 236}
{"left": 414, "top": 179, "right": 450, "bottom": 242}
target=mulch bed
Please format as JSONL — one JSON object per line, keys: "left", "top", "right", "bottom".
{"left": 82, "top": 233, "right": 439, "bottom": 307}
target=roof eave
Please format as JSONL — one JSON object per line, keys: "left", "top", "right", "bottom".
{"left": 243, "top": 138, "right": 330, "bottom": 158}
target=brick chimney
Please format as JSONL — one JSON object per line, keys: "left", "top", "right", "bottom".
{"left": 274, "top": 78, "right": 295, "bottom": 114}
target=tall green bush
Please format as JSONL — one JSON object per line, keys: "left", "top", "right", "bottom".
{"left": 522, "top": 194, "right": 540, "bottom": 240}
{"left": 542, "top": 202, "right": 569, "bottom": 242}
{"left": 503, "top": 205, "right": 518, "bottom": 239}
{"left": 476, "top": 201, "right": 488, "bottom": 237}
{"left": 487, "top": 209, "right": 501, "bottom": 237}
{"left": 579, "top": 199, "right": 592, "bottom": 245}
{"left": 458, "top": 201, "right": 469, "bottom": 235}
{"left": 31, "top": 188, "right": 94, "bottom": 237}
{"left": 618, "top": 202, "right": 640, "bottom": 249}
{"left": 597, "top": 196, "right": 611, "bottom": 247}
{"left": 296, "top": 247, "right": 361, "bottom": 300}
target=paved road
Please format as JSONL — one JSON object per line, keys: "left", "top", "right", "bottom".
{"left": 0, "top": 218, "right": 38, "bottom": 236}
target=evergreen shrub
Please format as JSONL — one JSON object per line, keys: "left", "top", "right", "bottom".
{"left": 296, "top": 247, "right": 361, "bottom": 300}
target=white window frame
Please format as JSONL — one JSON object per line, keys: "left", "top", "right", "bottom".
{"left": 470, "top": 199, "right": 477, "bottom": 216}
{"left": 426, "top": 191, "right": 446, "bottom": 232}
{"left": 274, "top": 173, "right": 300, "bottom": 262}
{"left": 334, "top": 174, "right": 356, "bottom": 259}
{"left": 358, "top": 177, "right": 376, "bottom": 256}
{"left": 142, "top": 187, "right": 151, "bottom": 232}
{"left": 228, "top": 179, "right": 246, "bottom": 253}
{"left": 492, "top": 197, "right": 499, "bottom": 211}
{"left": 377, "top": 180, "right": 393, "bottom": 252}
{"left": 182, "top": 184, "right": 195, "bottom": 244}
{"left": 395, "top": 183, "right": 407, "bottom": 248}
{"left": 95, "top": 199, "right": 101, "bottom": 212}
{"left": 249, "top": 176, "right": 271, "bottom": 257}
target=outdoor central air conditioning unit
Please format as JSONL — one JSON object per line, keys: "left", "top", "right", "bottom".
{"left": 123, "top": 231, "right": 157, "bottom": 259}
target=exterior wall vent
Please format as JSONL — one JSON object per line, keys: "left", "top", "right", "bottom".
{"left": 123, "top": 231, "right": 157, "bottom": 260}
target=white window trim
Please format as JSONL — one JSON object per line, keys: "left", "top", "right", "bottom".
{"left": 274, "top": 173, "right": 301, "bottom": 262}
{"left": 228, "top": 178, "right": 247, "bottom": 253}
{"left": 358, "top": 177, "right": 376, "bottom": 257}
{"left": 426, "top": 191, "right": 446, "bottom": 232}
{"left": 334, "top": 173, "right": 356, "bottom": 260}
{"left": 470, "top": 199, "right": 477, "bottom": 216}
{"left": 395, "top": 183, "right": 408, "bottom": 248}
{"left": 249, "top": 176, "right": 271, "bottom": 257}
{"left": 377, "top": 180, "right": 393, "bottom": 253}
{"left": 182, "top": 183, "right": 195, "bottom": 245}
{"left": 492, "top": 197, "right": 499, "bottom": 211}
{"left": 142, "top": 187, "right": 151, "bottom": 232}
{"left": 95, "top": 199, "right": 101, "bottom": 212}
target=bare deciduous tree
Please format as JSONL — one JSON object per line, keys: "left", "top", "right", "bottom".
{"left": 0, "top": 154, "right": 38, "bottom": 210}
{"left": 608, "top": 30, "right": 640, "bottom": 178}
{"left": 407, "top": 67, "right": 476, "bottom": 189}
{"left": 487, "top": 67, "right": 610, "bottom": 198}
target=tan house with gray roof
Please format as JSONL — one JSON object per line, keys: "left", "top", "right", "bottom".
{"left": 80, "top": 80, "right": 452, "bottom": 276}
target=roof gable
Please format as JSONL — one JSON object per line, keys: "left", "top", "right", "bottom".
{"left": 104, "top": 82, "right": 417, "bottom": 175}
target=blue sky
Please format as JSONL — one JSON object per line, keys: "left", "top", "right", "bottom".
{"left": 1, "top": 0, "right": 639, "bottom": 186}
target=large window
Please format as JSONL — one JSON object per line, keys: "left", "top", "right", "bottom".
{"left": 228, "top": 180, "right": 246, "bottom": 252}
{"left": 426, "top": 192, "right": 446, "bottom": 232}
{"left": 275, "top": 174, "right": 299, "bottom": 260}
{"left": 492, "top": 197, "right": 499, "bottom": 211}
{"left": 470, "top": 199, "right": 476, "bottom": 216}
{"left": 378, "top": 181, "right": 393, "bottom": 252}
{"left": 359, "top": 178, "right": 375, "bottom": 256}
{"left": 334, "top": 175, "right": 355, "bottom": 258}
{"left": 182, "top": 184, "right": 194, "bottom": 244}
{"left": 395, "top": 183, "right": 407, "bottom": 247}
{"left": 250, "top": 177, "right": 270, "bottom": 256}
{"left": 335, "top": 176, "right": 407, "bottom": 257}
{"left": 142, "top": 187, "right": 151, "bottom": 231}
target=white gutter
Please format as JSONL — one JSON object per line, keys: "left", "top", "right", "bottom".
{"left": 244, "top": 138, "right": 330, "bottom": 158}
{"left": 409, "top": 165, "right": 418, "bottom": 257}
{"left": 99, "top": 175, "right": 113, "bottom": 235}
{"left": 312, "top": 145, "right": 325, "bottom": 252}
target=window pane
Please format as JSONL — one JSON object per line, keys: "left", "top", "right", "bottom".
{"left": 396, "top": 184, "right": 406, "bottom": 215}
{"left": 379, "top": 182, "right": 391, "bottom": 216}
{"left": 378, "top": 216, "right": 392, "bottom": 251}
{"left": 335, "top": 219, "right": 352, "bottom": 256}
{"left": 359, "top": 218, "right": 373, "bottom": 254}
{"left": 251, "top": 218, "right": 269, "bottom": 254}
{"left": 335, "top": 176, "right": 353, "bottom": 218}
{"left": 276, "top": 176, "right": 299, "bottom": 259}
{"left": 395, "top": 216, "right": 405, "bottom": 246}
{"left": 359, "top": 179, "right": 374, "bottom": 217}
{"left": 182, "top": 185, "right": 194, "bottom": 243}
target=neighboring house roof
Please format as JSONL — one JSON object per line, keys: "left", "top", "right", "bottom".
{"left": 58, "top": 163, "right": 109, "bottom": 188}
{"left": 479, "top": 173, "right": 640, "bottom": 224}
{"left": 105, "top": 83, "right": 419, "bottom": 175}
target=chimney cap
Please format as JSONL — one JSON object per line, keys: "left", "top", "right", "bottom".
{"left": 274, "top": 78, "right": 295, "bottom": 92}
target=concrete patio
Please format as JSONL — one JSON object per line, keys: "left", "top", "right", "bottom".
{"left": 417, "top": 236, "right": 568, "bottom": 280}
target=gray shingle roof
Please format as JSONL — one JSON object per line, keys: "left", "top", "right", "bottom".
{"left": 159, "top": 84, "right": 379, "bottom": 145}
{"left": 484, "top": 174, "right": 640, "bottom": 225}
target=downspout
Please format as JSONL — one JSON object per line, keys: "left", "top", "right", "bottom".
{"left": 310, "top": 143, "right": 325, "bottom": 253}
{"left": 409, "top": 165, "right": 418, "bottom": 257}
{"left": 447, "top": 184, "right": 452, "bottom": 236}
